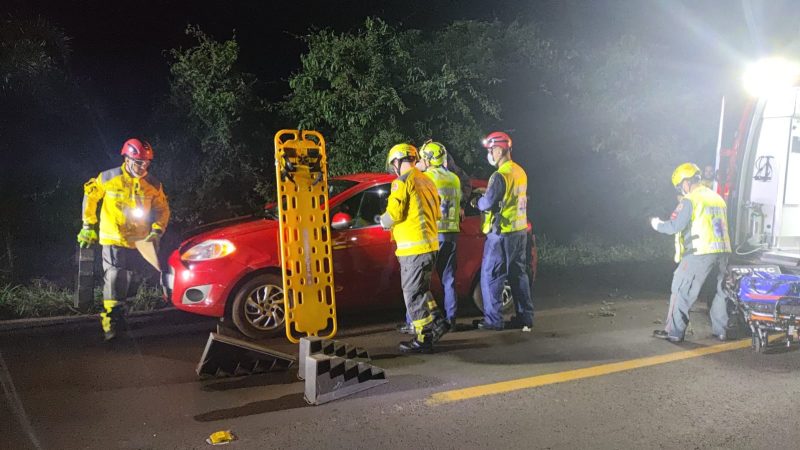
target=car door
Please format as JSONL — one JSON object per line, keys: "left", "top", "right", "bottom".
{"left": 331, "top": 183, "right": 399, "bottom": 308}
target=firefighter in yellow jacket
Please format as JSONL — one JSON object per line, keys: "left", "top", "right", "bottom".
{"left": 380, "top": 143, "right": 448, "bottom": 353}
{"left": 77, "top": 138, "right": 170, "bottom": 340}
{"left": 650, "top": 163, "right": 731, "bottom": 343}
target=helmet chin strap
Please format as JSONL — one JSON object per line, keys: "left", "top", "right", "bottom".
{"left": 389, "top": 160, "right": 400, "bottom": 176}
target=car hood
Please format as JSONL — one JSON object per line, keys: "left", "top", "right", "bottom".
{"left": 179, "top": 217, "right": 278, "bottom": 252}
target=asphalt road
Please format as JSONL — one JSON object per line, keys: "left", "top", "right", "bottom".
{"left": 2, "top": 273, "right": 800, "bottom": 450}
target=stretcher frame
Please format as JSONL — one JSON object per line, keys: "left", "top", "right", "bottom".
{"left": 274, "top": 129, "right": 337, "bottom": 343}
{"left": 726, "top": 265, "right": 800, "bottom": 353}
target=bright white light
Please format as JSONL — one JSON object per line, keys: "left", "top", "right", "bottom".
{"left": 743, "top": 57, "right": 800, "bottom": 97}
{"left": 131, "top": 208, "right": 145, "bottom": 218}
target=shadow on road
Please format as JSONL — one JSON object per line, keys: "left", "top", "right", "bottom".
{"left": 194, "top": 393, "right": 309, "bottom": 421}
{"left": 194, "top": 373, "right": 445, "bottom": 421}
{"left": 201, "top": 370, "right": 302, "bottom": 391}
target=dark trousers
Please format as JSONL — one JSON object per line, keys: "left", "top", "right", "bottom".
{"left": 480, "top": 231, "right": 533, "bottom": 328}
{"left": 399, "top": 251, "right": 442, "bottom": 342}
{"left": 436, "top": 234, "right": 458, "bottom": 321}
{"left": 102, "top": 245, "right": 146, "bottom": 301}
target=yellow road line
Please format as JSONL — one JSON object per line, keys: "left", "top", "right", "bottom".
{"left": 427, "top": 339, "right": 752, "bottom": 405}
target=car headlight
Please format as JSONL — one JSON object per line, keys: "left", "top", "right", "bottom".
{"left": 181, "top": 239, "right": 236, "bottom": 261}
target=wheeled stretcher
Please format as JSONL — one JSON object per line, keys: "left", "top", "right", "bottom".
{"left": 727, "top": 266, "right": 800, "bottom": 353}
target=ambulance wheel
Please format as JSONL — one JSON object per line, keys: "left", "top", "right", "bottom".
{"left": 751, "top": 334, "right": 761, "bottom": 353}
{"left": 752, "top": 331, "right": 767, "bottom": 354}
{"left": 471, "top": 278, "right": 514, "bottom": 315}
{"left": 231, "top": 273, "right": 285, "bottom": 339}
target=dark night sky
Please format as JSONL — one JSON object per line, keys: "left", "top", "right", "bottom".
{"left": 8, "top": 0, "right": 800, "bottom": 134}
{"left": 5, "top": 0, "right": 549, "bottom": 135}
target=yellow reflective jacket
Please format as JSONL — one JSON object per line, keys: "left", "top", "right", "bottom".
{"left": 82, "top": 164, "right": 170, "bottom": 248}
{"left": 674, "top": 185, "right": 731, "bottom": 262}
{"left": 423, "top": 166, "right": 461, "bottom": 233}
{"left": 381, "top": 168, "right": 440, "bottom": 256}
{"left": 482, "top": 161, "right": 528, "bottom": 234}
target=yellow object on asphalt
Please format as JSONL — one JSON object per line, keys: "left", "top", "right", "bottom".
{"left": 206, "top": 430, "right": 236, "bottom": 445}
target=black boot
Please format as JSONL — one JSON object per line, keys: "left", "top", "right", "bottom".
{"left": 398, "top": 337, "right": 433, "bottom": 354}
{"left": 431, "top": 316, "right": 449, "bottom": 342}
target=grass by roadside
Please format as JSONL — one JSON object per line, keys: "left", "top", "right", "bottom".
{"left": 0, "top": 279, "right": 167, "bottom": 320}
{"left": 537, "top": 233, "right": 672, "bottom": 269}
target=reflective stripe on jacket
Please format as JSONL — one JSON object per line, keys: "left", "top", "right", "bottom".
{"left": 675, "top": 185, "right": 731, "bottom": 262}
{"left": 381, "top": 168, "right": 440, "bottom": 256}
{"left": 82, "top": 164, "right": 170, "bottom": 248}
{"left": 482, "top": 161, "right": 528, "bottom": 234}
{"left": 423, "top": 166, "right": 461, "bottom": 233}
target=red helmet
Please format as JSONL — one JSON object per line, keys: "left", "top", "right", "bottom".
{"left": 120, "top": 138, "right": 154, "bottom": 160}
{"left": 482, "top": 131, "right": 512, "bottom": 151}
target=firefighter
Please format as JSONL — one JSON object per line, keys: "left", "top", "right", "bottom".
{"left": 650, "top": 163, "right": 731, "bottom": 342}
{"left": 417, "top": 140, "right": 462, "bottom": 329}
{"left": 472, "top": 131, "right": 533, "bottom": 331}
{"left": 380, "top": 143, "right": 448, "bottom": 353}
{"left": 77, "top": 138, "right": 170, "bottom": 341}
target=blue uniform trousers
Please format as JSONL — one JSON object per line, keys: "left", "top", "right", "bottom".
{"left": 436, "top": 234, "right": 458, "bottom": 321}
{"left": 480, "top": 230, "right": 533, "bottom": 328}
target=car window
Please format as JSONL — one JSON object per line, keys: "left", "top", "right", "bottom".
{"left": 330, "top": 184, "right": 391, "bottom": 229}
{"left": 330, "top": 192, "right": 364, "bottom": 224}
{"left": 354, "top": 184, "right": 391, "bottom": 228}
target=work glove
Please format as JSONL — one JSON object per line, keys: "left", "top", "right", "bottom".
{"left": 650, "top": 217, "right": 663, "bottom": 231}
{"left": 77, "top": 227, "right": 98, "bottom": 248}
{"left": 144, "top": 230, "right": 162, "bottom": 244}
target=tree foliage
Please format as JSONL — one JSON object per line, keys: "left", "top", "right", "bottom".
{"left": 284, "top": 18, "right": 554, "bottom": 176}
{"left": 155, "top": 26, "right": 271, "bottom": 225}
{"left": 0, "top": 15, "right": 77, "bottom": 283}
{"left": 0, "top": 15, "right": 70, "bottom": 94}
{"left": 558, "top": 35, "right": 719, "bottom": 234}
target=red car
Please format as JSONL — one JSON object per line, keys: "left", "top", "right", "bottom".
{"left": 166, "top": 173, "right": 536, "bottom": 339}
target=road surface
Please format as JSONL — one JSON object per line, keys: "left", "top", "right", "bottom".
{"left": 2, "top": 268, "right": 799, "bottom": 449}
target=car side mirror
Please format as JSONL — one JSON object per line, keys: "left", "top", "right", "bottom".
{"left": 331, "top": 212, "right": 353, "bottom": 230}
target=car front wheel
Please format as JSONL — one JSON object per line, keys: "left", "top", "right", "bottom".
{"left": 471, "top": 277, "right": 514, "bottom": 315}
{"left": 230, "top": 273, "right": 285, "bottom": 339}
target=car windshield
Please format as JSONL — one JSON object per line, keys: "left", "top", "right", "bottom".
{"left": 263, "top": 179, "right": 359, "bottom": 219}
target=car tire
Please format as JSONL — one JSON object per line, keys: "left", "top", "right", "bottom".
{"left": 471, "top": 276, "right": 514, "bottom": 315}
{"left": 230, "top": 273, "right": 286, "bottom": 340}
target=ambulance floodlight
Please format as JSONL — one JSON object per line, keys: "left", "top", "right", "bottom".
{"left": 743, "top": 57, "right": 800, "bottom": 97}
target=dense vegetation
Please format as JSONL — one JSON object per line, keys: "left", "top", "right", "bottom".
{"left": 1, "top": 14, "right": 715, "bottom": 296}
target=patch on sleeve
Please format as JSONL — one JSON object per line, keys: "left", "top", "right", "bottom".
{"left": 670, "top": 201, "right": 684, "bottom": 220}
{"left": 83, "top": 179, "right": 98, "bottom": 195}
{"left": 391, "top": 180, "right": 400, "bottom": 192}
